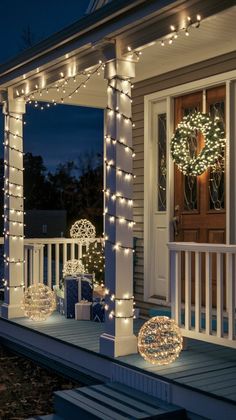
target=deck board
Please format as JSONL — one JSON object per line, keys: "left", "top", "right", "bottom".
{"left": 12, "top": 313, "right": 236, "bottom": 404}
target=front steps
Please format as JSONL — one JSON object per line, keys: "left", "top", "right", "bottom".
{"left": 54, "top": 382, "right": 187, "bottom": 419}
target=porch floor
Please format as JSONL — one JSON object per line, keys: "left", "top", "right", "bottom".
{"left": 12, "top": 312, "right": 236, "bottom": 406}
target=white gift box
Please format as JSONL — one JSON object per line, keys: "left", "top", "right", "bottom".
{"left": 75, "top": 301, "right": 92, "bottom": 320}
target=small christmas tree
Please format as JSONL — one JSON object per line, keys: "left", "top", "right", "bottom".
{"left": 82, "top": 241, "right": 105, "bottom": 286}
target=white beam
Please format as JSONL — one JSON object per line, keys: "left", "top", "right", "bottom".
{"left": 100, "top": 59, "right": 137, "bottom": 357}
{"left": 1, "top": 96, "right": 26, "bottom": 319}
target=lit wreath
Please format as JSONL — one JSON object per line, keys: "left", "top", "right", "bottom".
{"left": 170, "top": 112, "right": 225, "bottom": 176}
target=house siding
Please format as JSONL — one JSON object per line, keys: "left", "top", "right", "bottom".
{"left": 132, "top": 50, "right": 236, "bottom": 317}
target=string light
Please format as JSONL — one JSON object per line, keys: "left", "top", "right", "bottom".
{"left": 105, "top": 135, "right": 135, "bottom": 156}
{"left": 138, "top": 316, "right": 183, "bottom": 365}
{"left": 22, "top": 284, "right": 56, "bottom": 321}
{"left": 160, "top": 14, "right": 201, "bottom": 47}
{"left": 103, "top": 189, "right": 133, "bottom": 206}
{"left": 3, "top": 111, "right": 25, "bottom": 296}
{"left": 105, "top": 160, "right": 136, "bottom": 179}
{"left": 24, "top": 63, "right": 104, "bottom": 109}
{"left": 62, "top": 259, "right": 85, "bottom": 277}
{"left": 171, "top": 112, "right": 225, "bottom": 176}
{"left": 70, "top": 219, "right": 96, "bottom": 244}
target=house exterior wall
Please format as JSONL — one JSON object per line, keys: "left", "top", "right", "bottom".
{"left": 132, "top": 50, "right": 236, "bottom": 317}
{"left": 25, "top": 210, "right": 67, "bottom": 238}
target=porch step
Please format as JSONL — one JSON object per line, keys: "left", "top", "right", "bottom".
{"left": 54, "top": 382, "right": 187, "bottom": 419}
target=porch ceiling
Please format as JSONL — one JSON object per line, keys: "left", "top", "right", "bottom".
{"left": 29, "top": 5, "right": 236, "bottom": 110}
{"left": 134, "top": 5, "right": 236, "bottom": 82}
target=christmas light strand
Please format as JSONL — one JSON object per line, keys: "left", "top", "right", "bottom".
{"left": 105, "top": 135, "right": 135, "bottom": 155}
{"left": 105, "top": 160, "right": 135, "bottom": 179}
{"left": 171, "top": 112, "right": 225, "bottom": 176}
{"left": 25, "top": 62, "right": 105, "bottom": 109}
{"left": 103, "top": 189, "right": 133, "bottom": 206}
{"left": 107, "top": 106, "right": 135, "bottom": 126}
{"left": 4, "top": 130, "right": 23, "bottom": 139}
{"left": 160, "top": 14, "right": 201, "bottom": 47}
{"left": 105, "top": 212, "right": 135, "bottom": 227}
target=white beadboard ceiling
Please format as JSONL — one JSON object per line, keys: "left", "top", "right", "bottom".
{"left": 135, "top": 6, "right": 236, "bottom": 82}
{"left": 33, "top": 6, "right": 236, "bottom": 108}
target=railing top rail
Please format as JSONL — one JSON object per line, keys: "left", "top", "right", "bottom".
{"left": 24, "top": 237, "right": 102, "bottom": 245}
{"left": 168, "top": 242, "right": 236, "bottom": 253}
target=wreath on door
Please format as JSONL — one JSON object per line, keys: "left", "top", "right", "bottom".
{"left": 170, "top": 111, "right": 225, "bottom": 176}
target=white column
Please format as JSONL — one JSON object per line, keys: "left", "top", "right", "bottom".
{"left": 1, "top": 97, "right": 26, "bottom": 319}
{"left": 100, "top": 59, "right": 137, "bottom": 357}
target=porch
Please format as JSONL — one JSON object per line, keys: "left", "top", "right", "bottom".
{"left": 1, "top": 312, "right": 236, "bottom": 419}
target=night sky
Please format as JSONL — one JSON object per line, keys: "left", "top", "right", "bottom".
{"left": 0, "top": 0, "right": 103, "bottom": 172}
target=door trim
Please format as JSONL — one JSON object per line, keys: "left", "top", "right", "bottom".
{"left": 144, "top": 69, "right": 236, "bottom": 304}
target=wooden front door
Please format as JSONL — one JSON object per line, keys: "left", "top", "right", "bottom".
{"left": 173, "top": 87, "right": 226, "bottom": 304}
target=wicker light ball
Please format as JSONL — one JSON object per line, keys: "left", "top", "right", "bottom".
{"left": 62, "top": 259, "right": 85, "bottom": 277}
{"left": 138, "top": 316, "right": 183, "bottom": 365}
{"left": 70, "top": 219, "right": 96, "bottom": 244}
{"left": 22, "top": 284, "right": 56, "bottom": 321}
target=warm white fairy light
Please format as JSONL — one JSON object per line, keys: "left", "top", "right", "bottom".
{"left": 170, "top": 112, "right": 225, "bottom": 176}
{"left": 23, "top": 62, "right": 105, "bottom": 109}
{"left": 160, "top": 14, "right": 201, "bottom": 47}
{"left": 70, "top": 219, "right": 96, "bottom": 244}
{"left": 62, "top": 259, "right": 85, "bottom": 277}
{"left": 3, "top": 111, "right": 25, "bottom": 294}
{"left": 22, "top": 284, "right": 56, "bottom": 321}
{"left": 138, "top": 316, "right": 183, "bottom": 365}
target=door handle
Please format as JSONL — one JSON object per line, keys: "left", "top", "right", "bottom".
{"left": 172, "top": 216, "right": 180, "bottom": 236}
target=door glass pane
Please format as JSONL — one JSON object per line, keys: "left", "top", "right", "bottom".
{"left": 157, "top": 113, "right": 167, "bottom": 211}
{"left": 208, "top": 101, "right": 225, "bottom": 210}
{"left": 183, "top": 107, "right": 198, "bottom": 211}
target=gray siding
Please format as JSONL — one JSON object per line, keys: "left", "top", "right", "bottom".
{"left": 132, "top": 50, "right": 236, "bottom": 317}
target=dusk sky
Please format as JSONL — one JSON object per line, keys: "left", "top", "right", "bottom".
{"left": 0, "top": 0, "right": 103, "bottom": 171}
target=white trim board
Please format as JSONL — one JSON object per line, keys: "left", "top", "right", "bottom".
{"left": 144, "top": 69, "right": 236, "bottom": 304}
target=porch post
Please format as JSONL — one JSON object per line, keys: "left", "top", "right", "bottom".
{"left": 1, "top": 95, "right": 26, "bottom": 319}
{"left": 100, "top": 59, "right": 137, "bottom": 357}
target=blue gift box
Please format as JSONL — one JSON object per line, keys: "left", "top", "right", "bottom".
{"left": 92, "top": 297, "right": 105, "bottom": 322}
{"left": 56, "top": 294, "right": 65, "bottom": 315}
{"left": 64, "top": 275, "right": 93, "bottom": 319}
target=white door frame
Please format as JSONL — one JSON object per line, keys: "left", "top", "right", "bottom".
{"left": 144, "top": 69, "right": 236, "bottom": 305}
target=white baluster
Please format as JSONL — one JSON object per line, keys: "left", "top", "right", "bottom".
{"left": 195, "top": 251, "right": 201, "bottom": 333}
{"left": 47, "top": 244, "right": 52, "bottom": 289}
{"left": 185, "top": 251, "right": 191, "bottom": 330}
{"left": 227, "top": 253, "right": 234, "bottom": 340}
{"left": 205, "top": 252, "right": 212, "bottom": 335}
{"left": 217, "top": 252, "right": 223, "bottom": 338}
{"left": 55, "top": 243, "right": 59, "bottom": 286}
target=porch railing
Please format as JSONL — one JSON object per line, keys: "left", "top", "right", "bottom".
{"left": 0, "top": 237, "right": 101, "bottom": 290}
{"left": 168, "top": 242, "right": 236, "bottom": 348}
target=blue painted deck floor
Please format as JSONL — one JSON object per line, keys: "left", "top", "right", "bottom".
{"left": 13, "top": 313, "right": 236, "bottom": 405}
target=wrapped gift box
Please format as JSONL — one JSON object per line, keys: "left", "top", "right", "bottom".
{"left": 64, "top": 275, "right": 93, "bottom": 319}
{"left": 78, "top": 274, "right": 93, "bottom": 302}
{"left": 54, "top": 286, "right": 65, "bottom": 315}
{"left": 92, "top": 297, "right": 105, "bottom": 322}
{"left": 75, "top": 301, "right": 92, "bottom": 320}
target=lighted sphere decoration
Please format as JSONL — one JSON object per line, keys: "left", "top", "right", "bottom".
{"left": 70, "top": 219, "right": 96, "bottom": 244}
{"left": 22, "top": 284, "right": 56, "bottom": 321}
{"left": 138, "top": 316, "right": 183, "bottom": 365}
{"left": 62, "top": 259, "right": 85, "bottom": 277}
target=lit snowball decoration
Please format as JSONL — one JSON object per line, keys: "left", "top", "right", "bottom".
{"left": 170, "top": 112, "right": 225, "bottom": 176}
{"left": 22, "top": 284, "right": 56, "bottom": 321}
{"left": 70, "top": 219, "right": 96, "bottom": 244}
{"left": 138, "top": 316, "right": 183, "bottom": 365}
{"left": 62, "top": 259, "right": 85, "bottom": 277}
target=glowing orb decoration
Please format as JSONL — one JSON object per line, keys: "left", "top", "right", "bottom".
{"left": 70, "top": 219, "right": 96, "bottom": 244}
{"left": 138, "top": 316, "right": 183, "bottom": 365}
{"left": 62, "top": 259, "right": 85, "bottom": 277}
{"left": 22, "top": 284, "right": 56, "bottom": 321}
